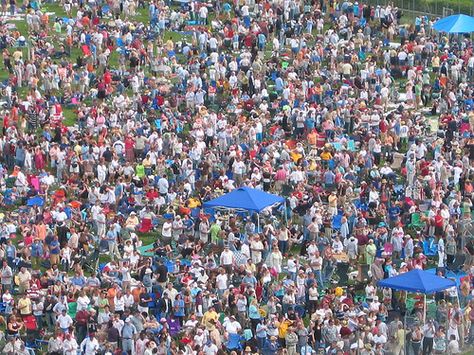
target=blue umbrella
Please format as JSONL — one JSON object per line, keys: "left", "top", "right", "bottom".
{"left": 433, "top": 14, "right": 474, "bottom": 33}
{"left": 27, "top": 196, "right": 44, "bottom": 207}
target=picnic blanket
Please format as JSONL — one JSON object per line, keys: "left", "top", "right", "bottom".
{"left": 138, "top": 244, "right": 154, "bottom": 257}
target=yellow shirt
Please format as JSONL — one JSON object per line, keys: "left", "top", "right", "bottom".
{"left": 18, "top": 271, "right": 31, "bottom": 286}
{"left": 328, "top": 195, "right": 338, "bottom": 207}
{"left": 18, "top": 298, "right": 32, "bottom": 315}
{"left": 320, "top": 151, "right": 332, "bottom": 161}
{"left": 278, "top": 319, "right": 293, "bottom": 339}
{"left": 12, "top": 50, "right": 22, "bottom": 62}
{"left": 202, "top": 310, "right": 218, "bottom": 329}
{"left": 396, "top": 328, "right": 405, "bottom": 346}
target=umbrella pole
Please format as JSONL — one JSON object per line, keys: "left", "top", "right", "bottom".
{"left": 423, "top": 294, "right": 427, "bottom": 324}
{"left": 456, "top": 288, "right": 465, "bottom": 348}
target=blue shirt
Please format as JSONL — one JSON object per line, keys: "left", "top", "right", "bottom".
{"left": 242, "top": 276, "right": 257, "bottom": 287}
{"left": 275, "top": 77, "right": 284, "bottom": 92}
{"left": 50, "top": 240, "right": 60, "bottom": 254}
{"left": 6, "top": 245, "right": 15, "bottom": 258}
{"left": 31, "top": 242, "right": 43, "bottom": 257}
{"left": 106, "top": 230, "right": 117, "bottom": 243}
{"left": 174, "top": 299, "right": 185, "bottom": 317}
{"left": 256, "top": 323, "right": 267, "bottom": 338}
{"left": 71, "top": 275, "right": 86, "bottom": 287}
{"left": 324, "top": 171, "right": 335, "bottom": 184}
{"left": 249, "top": 305, "right": 260, "bottom": 320}
{"left": 122, "top": 323, "right": 137, "bottom": 338}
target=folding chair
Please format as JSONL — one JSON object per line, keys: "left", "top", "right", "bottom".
{"left": 408, "top": 212, "right": 425, "bottom": 232}
{"left": 331, "top": 214, "right": 343, "bottom": 230}
{"left": 226, "top": 333, "right": 244, "bottom": 351}
{"left": 138, "top": 218, "right": 153, "bottom": 233}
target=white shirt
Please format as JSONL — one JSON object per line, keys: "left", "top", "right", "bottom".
{"left": 57, "top": 314, "right": 73, "bottom": 329}
{"left": 216, "top": 274, "right": 228, "bottom": 290}
{"left": 220, "top": 250, "right": 234, "bottom": 265}
{"left": 199, "top": 6, "right": 208, "bottom": 18}
{"left": 223, "top": 319, "right": 242, "bottom": 334}
{"left": 162, "top": 221, "right": 172, "bottom": 238}
{"left": 77, "top": 295, "right": 90, "bottom": 311}
{"left": 63, "top": 338, "right": 79, "bottom": 355}
{"left": 114, "top": 296, "right": 125, "bottom": 311}
{"left": 123, "top": 294, "right": 135, "bottom": 308}
{"left": 287, "top": 259, "right": 297, "bottom": 273}
{"left": 80, "top": 337, "right": 100, "bottom": 355}
{"left": 373, "top": 333, "right": 387, "bottom": 344}
{"left": 203, "top": 343, "right": 218, "bottom": 355}
{"left": 158, "top": 177, "right": 169, "bottom": 194}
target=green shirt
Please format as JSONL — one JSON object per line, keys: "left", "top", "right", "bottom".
{"left": 210, "top": 223, "right": 221, "bottom": 242}
{"left": 135, "top": 164, "right": 145, "bottom": 178}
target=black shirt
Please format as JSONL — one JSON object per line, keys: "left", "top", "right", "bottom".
{"left": 139, "top": 292, "right": 151, "bottom": 308}
{"left": 107, "top": 326, "right": 120, "bottom": 343}
{"left": 156, "top": 264, "right": 168, "bottom": 283}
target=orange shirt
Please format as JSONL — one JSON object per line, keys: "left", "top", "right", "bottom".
{"left": 132, "top": 287, "right": 142, "bottom": 303}
{"left": 308, "top": 131, "right": 318, "bottom": 145}
{"left": 107, "top": 287, "right": 117, "bottom": 309}
{"left": 35, "top": 224, "right": 47, "bottom": 240}
{"left": 440, "top": 76, "right": 448, "bottom": 88}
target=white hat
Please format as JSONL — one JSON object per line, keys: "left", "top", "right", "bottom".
{"left": 145, "top": 268, "right": 153, "bottom": 274}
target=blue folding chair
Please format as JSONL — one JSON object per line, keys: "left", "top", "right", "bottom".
{"left": 147, "top": 292, "right": 157, "bottom": 311}
{"left": 180, "top": 259, "right": 192, "bottom": 267}
{"left": 422, "top": 237, "right": 438, "bottom": 257}
{"left": 294, "top": 304, "right": 306, "bottom": 318}
{"left": 191, "top": 208, "right": 201, "bottom": 218}
{"left": 226, "top": 333, "right": 244, "bottom": 351}
{"left": 353, "top": 199, "right": 368, "bottom": 211}
{"left": 165, "top": 260, "right": 176, "bottom": 273}
{"left": 331, "top": 214, "right": 343, "bottom": 230}
{"left": 116, "top": 38, "right": 125, "bottom": 47}
{"left": 0, "top": 302, "right": 7, "bottom": 314}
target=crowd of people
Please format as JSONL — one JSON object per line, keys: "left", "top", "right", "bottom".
{"left": 0, "top": 0, "right": 472, "bottom": 354}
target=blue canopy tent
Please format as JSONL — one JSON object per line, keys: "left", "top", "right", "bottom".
{"left": 203, "top": 187, "right": 286, "bottom": 229}
{"left": 378, "top": 269, "right": 456, "bottom": 293}
{"left": 433, "top": 14, "right": 474, "bottom": 33}
{"left": 378, "top": 269, "right": 456, "bottom": 322}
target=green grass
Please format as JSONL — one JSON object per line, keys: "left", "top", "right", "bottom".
{"left": 63, "top": 107, "right": 76, "bottom": 126}
{"left": 137, "top": 231, "right": 158, "bottom": 246}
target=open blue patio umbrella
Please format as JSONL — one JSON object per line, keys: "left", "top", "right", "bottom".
{"left": 433, "top": 14, "right": 474, "bottom": 33}
{"left": 27, "top": 196, "right": 44, "bottom": 207}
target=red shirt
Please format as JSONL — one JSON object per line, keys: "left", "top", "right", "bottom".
{"left": 146, "top": 190, "right": 159, "bottom": 200}
{"left": 125, "top": 137, "right": 135, "bottom": 149}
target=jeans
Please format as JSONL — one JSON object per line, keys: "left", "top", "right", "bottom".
{"left": 422, "top": 337, "right": 433, "bottom": 355}
{"left": 412, "top": 340, "right": 421, "bottom": 355}
{"left": 278, "top": 240, "right": 288, "bottom": 255}
{"left": 122, "top": 338, "right": 134, "bottom": 354}
{"left": 1, "top": 283, "right": 11, "bottom": 293}
{"left": 314, "top": 270, "right": 324, "bottom": 288}
{"left": 35, "top": 315, "right": 43, "bottom": 330}
{"left": 45, "top": 312, "right": 56, "bottom": 330}
{"left": 469, "top": 322, "right": 474, "bottom": 343}
{"left": 323, "top": 265, "right": 335, "bottom": 283}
